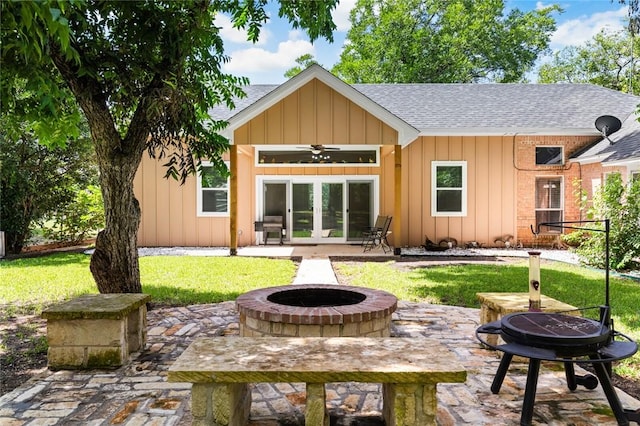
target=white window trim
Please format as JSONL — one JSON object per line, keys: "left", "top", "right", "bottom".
{"left": 535, "top": 176, "right": 564, "bottom": 232}
{"left": 197, "top": 161, "right": 230, "bottom": 217}
{"left": 431, "top": 161, "right": 467, "bottom": 217}
{"left": 535, "top": 145, "right": 565, "bottom": 166}
{"left": 254, "top": 145, "right": 380, "bottom": 167}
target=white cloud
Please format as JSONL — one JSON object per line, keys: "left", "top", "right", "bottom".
{"left": 535, "top": 1, "right": 555, "bottom": 11}
{"left": 333, "top": 0, "right": 356, "bottom": 32}
{"left": 223, "top": 34, "right": 315, "bottom": 74}
{"left": 214, "top": 13, "right": 270, "bottom": 46}
{"left": 550, "top": 6, "right": 627, "bottom": 50}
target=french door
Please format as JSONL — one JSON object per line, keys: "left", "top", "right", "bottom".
{"left": 259, "top": 177, "right": 377, "bottom": 244}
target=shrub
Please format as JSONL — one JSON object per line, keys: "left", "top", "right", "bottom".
{"left": 575, "top": 173, "right": 640, "bottom": 271}
{"left": 41, "top": 185, "right": 104, "bottom": 243}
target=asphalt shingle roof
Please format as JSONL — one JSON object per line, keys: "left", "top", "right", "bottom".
{"left": 210, "top": 83, "right": 639, "bottom": 134}
{"left": 573, "top": 114, "right": 640, "bottom": 163}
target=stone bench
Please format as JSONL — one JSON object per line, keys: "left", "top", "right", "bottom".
{"left": 476, "top": 292, "right": 579, "bottom": 346}
{"left": 168, "top": 336, "right": 466, "bottom": 426}
{"left": 41, "top": 293, "right": 151, "bottom": 369}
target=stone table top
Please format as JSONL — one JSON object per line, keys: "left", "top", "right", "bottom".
{"left": 168, "top": 337, "right": 467, "bottom": 385}
{"left": 476, "top": 292, "right": 578, "bottom": 314}
{"left": 41, "top": 293, "right": 151, "bottom": 320}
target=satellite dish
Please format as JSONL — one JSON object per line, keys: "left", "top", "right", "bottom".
{"left": 595, "top": 115, "right": 622, "bottom": 144}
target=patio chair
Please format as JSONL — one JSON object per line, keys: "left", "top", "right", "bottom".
{"left": 363, "top": 216, "right": 393, "bottom": 253}
{"left": 263, "top": 215, "right": 284, "bottom": 245}
{"left": 361, "top": 215, "right": 388, "bottom": 246}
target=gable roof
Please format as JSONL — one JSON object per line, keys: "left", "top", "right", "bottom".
{"left": 572, "top": 113, "right": 640, "bottom": 166}
{"left": 209, "top": 65, "right": 640, "bottom": 140}
{"left": 214, "top": 64, "right": 420, "bottom": 146}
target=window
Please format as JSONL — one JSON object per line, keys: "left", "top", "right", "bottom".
{"left": 535, "top": 177, "right": 563, "bottom": 233}
{"left": 197, "top": 162, "right": 229, "bottom": 216}
{"left": 431, "top": 161, "right": 467, "bottom": 216}
{"left": 535, "top": 146, "right": 564, "bottom": 165}
{"left": 256, "top": 147, "right": 378, "bottom": 166}
{"left": 631, "top": 171, "right": 639, "bottom": 183}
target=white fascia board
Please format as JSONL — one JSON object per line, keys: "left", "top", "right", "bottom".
{"left": 604, "top": 158, "right": 640, "bottom": 168}
{"left": 417, "top": 128, "right": 601, "bottom": 137}
{"left": 223, "top": 65, "right": 419, "bottom": 147}
{"left": 571, "top": 153, "right": 613, "bottom": 165}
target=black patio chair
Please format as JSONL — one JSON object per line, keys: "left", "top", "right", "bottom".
{"left": 363, "top": 216, "right": 393, "bottom": 253}
{"left": 360, "top": 215, "right": 388, "bottom": 246}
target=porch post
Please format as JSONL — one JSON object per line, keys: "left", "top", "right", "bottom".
{"left": 230, "top": 144, "right": 238, "bottom": 256}
{"left": 394, "top": 144, "right": 402, "bottom": 254}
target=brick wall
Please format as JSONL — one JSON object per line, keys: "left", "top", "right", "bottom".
{"left": 514, "top": 135, "right": 601, "bottom": 247}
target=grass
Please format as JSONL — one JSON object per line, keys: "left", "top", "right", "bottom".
{"left": 333, "top": 259, "right": 640, "bottom": 379}
{"left": 0, "top": 253, "right": 296, "bottom": 315}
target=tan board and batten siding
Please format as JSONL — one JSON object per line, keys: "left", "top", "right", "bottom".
{"left": 134, "top": 79, "right": 516, "bottom": 248}
{"left": 402, "top": 135, "right": 516, "bottom": 248}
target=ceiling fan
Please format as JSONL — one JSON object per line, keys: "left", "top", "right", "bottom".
{"left": 297, "top": 144, "right": 340, "bottom": 155}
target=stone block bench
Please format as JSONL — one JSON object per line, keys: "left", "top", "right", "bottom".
{"left": 41, "top": 293, "right": 151, "bottom": 369}
{"left": 168, "top": 336, "right": 466, "bottom": 426}
{"left": 476, "top": 292, "right": 579, "bottom": 346}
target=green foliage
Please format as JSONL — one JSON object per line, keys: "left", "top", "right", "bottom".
{"left": 0, "top": 120, "right": 97, "bottom": 254}
{"left": 41, "top": 185, "right": 104, "bottom": 244}
{"left": 575, "top": 173, "right": 640, "bottom": 271}
{"left": 284, "top": 54, "right": 320, "bottom": 79}
{"left": 1, "top": 0, "right": 338, "bottom": 182}
{"left": 538, "top": 29, "right": 640, "bottom": 92}
{"left": 332, "top": 0, "right": 559, "bottom": 83}
{"left": 1, "top": 0, "right": 337, "bottom": 292}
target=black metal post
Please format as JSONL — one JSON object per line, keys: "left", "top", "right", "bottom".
{"left": 605, "top": 218, "right": 610, "bottom": 308}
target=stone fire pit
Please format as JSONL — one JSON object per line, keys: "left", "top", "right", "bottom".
{"left": 236, "top": 285, "right": 398, "bottom": 337}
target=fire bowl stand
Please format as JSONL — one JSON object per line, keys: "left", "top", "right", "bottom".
{"left": 477, "top": 321, "right": 639, "bottom": 426}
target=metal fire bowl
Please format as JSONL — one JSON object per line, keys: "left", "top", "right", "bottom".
{"left": 500, "top": 312, "right": 610, "bottom": 357}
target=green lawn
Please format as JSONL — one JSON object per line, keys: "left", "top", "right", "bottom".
{"left": 1, "top": 253, "right": 638, "bottom": 379}
{"left": 0, "top": 253, "right": 296, "bottom": 315}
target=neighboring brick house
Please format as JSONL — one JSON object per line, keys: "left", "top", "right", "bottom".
{"left": 134, "top": 65, "right": 640, "bottom": 250}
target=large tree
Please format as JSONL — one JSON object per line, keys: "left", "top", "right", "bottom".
{"left": 332, "top": 0, "right": 559, "bottom": 83}
{"left": 1, "top": 1, "right": 337, "bottom": 293}
{"left": 537, "top": 29, "right": 640, "bottom": 93}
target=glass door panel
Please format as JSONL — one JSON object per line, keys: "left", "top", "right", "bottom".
{"left": 292, "top": 183, "right": 313, "bottom": 238}
{"left": 321, "top": 183, "right": 344, "bottom": 239}
{"left": 347, "top": 182, "right": 373, "bottom": 241}
{"left": 264, "top": 183, "right": 287, "bottom": 231}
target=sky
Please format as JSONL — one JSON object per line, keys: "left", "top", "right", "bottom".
{"left": 215, "top": 0, "right": 630, "bottom": 84}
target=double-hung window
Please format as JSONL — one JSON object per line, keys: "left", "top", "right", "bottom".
{"left": 197, "top": 161, "right": 229, "bottom": 216}
{"left": 431, "top": 161, "right": 467, "bottom": 216}
{"left": 535, "top": 177, "right": 563, "bottom": 233}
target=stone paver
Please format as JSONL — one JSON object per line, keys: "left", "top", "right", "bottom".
{"left": 2, "top": 301, "right": 639, "bottom": 425}
{"left": 2, "top": 253, "right": 639, "bottom": 425}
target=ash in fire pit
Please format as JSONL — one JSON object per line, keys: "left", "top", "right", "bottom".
{"left": 236, "top": 285, "right": 397, "bottom": 338}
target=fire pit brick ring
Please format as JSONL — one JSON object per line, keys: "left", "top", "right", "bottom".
{"left": 236, "top": 285, "right": 398, "bottom": 337}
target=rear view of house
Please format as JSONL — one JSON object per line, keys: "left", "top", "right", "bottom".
{"left": 134, "top": 65, "right": 640, "bottom": 251}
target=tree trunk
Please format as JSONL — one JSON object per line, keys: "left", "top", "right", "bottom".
{"left": 89, "top": 159, "right": 143, "bottom": 293}
{"left": 51, "top": 45, "right": 158, "bottom": 294}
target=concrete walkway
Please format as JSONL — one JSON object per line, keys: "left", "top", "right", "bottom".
{"left": 1, "top": 253, "right": 639, "bottom": 425}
